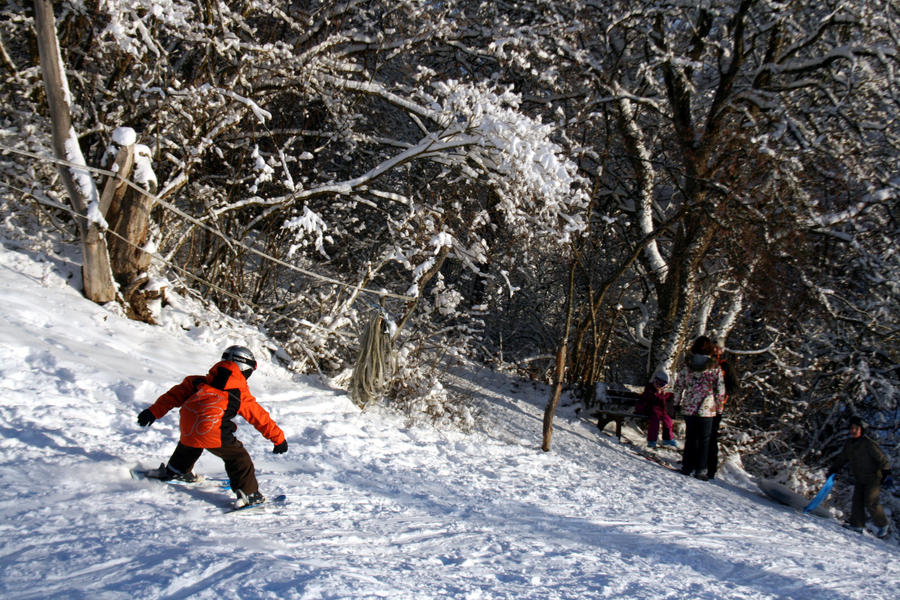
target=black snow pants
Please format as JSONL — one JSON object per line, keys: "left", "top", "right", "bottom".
{"left": 167, "top": 439, "right": 259, "bottom": 494}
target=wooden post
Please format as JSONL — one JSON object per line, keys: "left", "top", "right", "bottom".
{"left": 541, "top": 259, "right": 576, "bottom": 452}
{"left": 99, "top": 144, "right": 134, "bottom": 217}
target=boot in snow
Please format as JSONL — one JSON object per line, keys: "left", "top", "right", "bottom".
{"left": 234, "top": 490, "right": 265, "bottom": 509}
{"left": 146, "top": 463, "right": 200, "bottom": 483}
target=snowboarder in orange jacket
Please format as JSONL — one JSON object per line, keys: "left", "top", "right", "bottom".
{"left": 137, "top": 345, "right": 287, "bottom": 508}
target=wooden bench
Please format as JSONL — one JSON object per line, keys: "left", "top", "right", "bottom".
{"left": 592, "top": 386, "right": 645, "bottom": 440}
{"left": 590, "top": 385, "right": 684, "bottom": 441}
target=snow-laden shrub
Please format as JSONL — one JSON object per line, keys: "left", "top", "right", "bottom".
{"left": 387, "top": 343, "right": 478, "bottom": 433}
{"left": 423, "top": 80, "right": 589, "bottom": 249}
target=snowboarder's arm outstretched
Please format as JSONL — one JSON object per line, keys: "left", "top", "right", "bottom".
{"left": 239, "top": 397, "right": 287, "bottom": 451}
{"left": 136, "top": 376, "right": 202, "bottom": 427}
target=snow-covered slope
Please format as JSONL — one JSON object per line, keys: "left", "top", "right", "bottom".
{"left": 0, "top": 241, "right": 897, "bottom": 600}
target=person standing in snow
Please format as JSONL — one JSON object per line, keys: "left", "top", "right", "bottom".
{"left": 672, "top": 336, "right": 725, "bottom": 481}
{"left": 638, "top": 371, "right": 677, "bottom": 449}
{"left": 827, "top": 416, "right": 893, "bottom": 538}
{"left": 136, "top": 345, "right": 288, "bottom": 509}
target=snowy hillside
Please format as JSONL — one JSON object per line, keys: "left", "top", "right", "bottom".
{"left": 0, "top": 240, "right": 897, "bottom": 600}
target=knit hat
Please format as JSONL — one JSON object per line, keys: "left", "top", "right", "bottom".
{"left": 652, "top": 371, "right": 669, "bottom": 386}
{"left": 848, "top": 415, "right": 864, "bottom": 429}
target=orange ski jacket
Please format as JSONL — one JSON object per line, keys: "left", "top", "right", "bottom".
{"left": 147, "top": 360, "right": 285, "bottom": 449}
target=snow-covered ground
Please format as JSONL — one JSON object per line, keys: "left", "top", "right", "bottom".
{"left": 0, "top": 238, "right": 897, "bottom": 600}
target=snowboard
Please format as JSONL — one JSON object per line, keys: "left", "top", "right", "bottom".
{"left": 225, "top": 494, "right": 287, "bottom": 514}
{"left": 130, "top": 465, "right": 229, "bottom": 489}
{"left": 131, "top": 466, "right": 285, "bottom": 514}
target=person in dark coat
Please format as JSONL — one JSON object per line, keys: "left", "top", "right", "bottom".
{"left": 828, "top": 416, "right": 893, "bottom": 538}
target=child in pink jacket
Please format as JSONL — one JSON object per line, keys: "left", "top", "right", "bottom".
{"left": 638, "top": 372, "right": 676, "bottom": 449}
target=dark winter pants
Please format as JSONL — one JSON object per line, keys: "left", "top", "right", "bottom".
{"left": 167, "top": 439, "right": 259, "bottom": 495}
{"left": 680, "top": 415, "right": 714, "bottom": 477}
{"left": 850, "top": 481, "right": 889, "bottom": 529}
{"left": 707, "top": 414, "right": 722, "bottom": 478}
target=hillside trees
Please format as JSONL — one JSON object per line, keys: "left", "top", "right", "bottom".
{"left": 590, "top": 0, "right": 898, "bottom": 389}
{"left": 0, "top": 0, "right": 896, "bottom": 463}
{"left": 2, "top": 0, "right": 589, "bottom": 419}
{"left": 446, "top": 1, "right": 899, "bottom": 459}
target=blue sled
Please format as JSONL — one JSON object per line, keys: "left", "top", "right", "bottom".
{"left": 757, "top": 477, "right": 833, "bottom": 519}
{"left": 803, "top": 474, "right": 834, "bottom": 514}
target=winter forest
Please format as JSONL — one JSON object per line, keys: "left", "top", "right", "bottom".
{"left": 1, "top": 0, "right": 898, "bottom": 494}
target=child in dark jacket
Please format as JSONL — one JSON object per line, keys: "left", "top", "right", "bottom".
{"left": 638, "top": 372, "right": 676, "bottom": 449}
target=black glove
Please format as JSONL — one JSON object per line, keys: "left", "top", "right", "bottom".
{"left": 273, "top": 440, "right": 288, "bottom": 454}
{"left": 883, "top": 470, "right": 893, "bottom": 490}
{"left": 137, "top": 409, "right": 155, "bottom": 427}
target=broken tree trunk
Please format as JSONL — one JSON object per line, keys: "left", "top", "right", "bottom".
{"left": 99, "top": 141, "right": 160, "bottom": 322}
